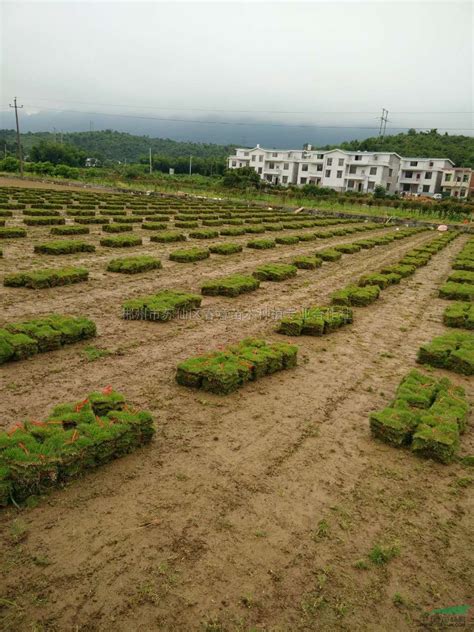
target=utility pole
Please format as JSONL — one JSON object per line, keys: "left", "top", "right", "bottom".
{"left": 189, "top": 155, "right": 192, "bottom": 176}
{"left": 378, "top": 108, "right": 389, "bottom": 137}
{"left": 149, "top": 148, "right": 152, "bottom": 175}
{"left": 9, "top": 97, "right": 24, "bottom": 177}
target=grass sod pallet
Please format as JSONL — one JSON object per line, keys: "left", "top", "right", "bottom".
{"left": 102, "top": 223, "right": 134, "bottom": 233}
{"left": 447, "top": 270, "right": 474, "bottom": 284}
{"left": 4, "top": 266, "right": 89, "bottom": 289}
{"left": 417, "top": 331, "right": 474, "bottom": 375}
{"left": 107, "top": 256, "right": 162, "bottom": 274}
{"left": 23, "top": 208, "right": 62, "bottom": 216}
{"left": 369, "top": 369, "right": 469, "bottom": 463}
{"left": 278, "top": 305, "right": 353, "bottom": 336}
{"left": 0, "top": 389, "right": 154, "bottom": 505}
{"left": 50, "top": 225, "right": 90, "bottom": 236}
{"left": 318, "top": 248, "right": 342, "bottom": 262}
{"left": 141, "top": 222, "right": 169, "bottom": 231}
{"left": 293, "top": 255, "right": 323, "bottom": 270}
{"left": 0, "top": 227, "right": 27, "bottom": 239}
{"left": 443, "top": 302, "right": 474, "bottom": 330}
{"left": 220, "top": 227, "right": 247, "bottom": 236}
{"left": 122, "top": 290, "right": 202, "bottom": 321}
{"left": 358, "top": 272, "right": 402, "bottom": 289}
{"left": 176, "top": 338, "right": 298, "bottom": 394}
{"left": 247, "top": 239, "right": 276, "bottom": 250}
{"left": 334, "top": 243, "right": 362, "bottom": 254}
{"left": 0, "top": 314, "right": 96, "bottom": 364}
{"left": 169, "top": 247, "right": 210, "bottom": 263}
{"left": 150, "top": 230, "right": 186, "bottom": 243}
{"left": 75, "top": 216, "right": 110, "bottom": 224}
{"left": 34, "top": 240, "right": 95, "bottom": 255}
{"left": 189, "top": 229, "right": 219, "bottom": 239}
{"left": 439, "top": 282, "right": 474, "bottom": 301}
{"left": 275, "top": 236, "right": 300, "bottom": 245}
{"left": 209, "top": 242, "right": 243, "bottom": 255}
{"left": 253, "top": 263, "right": 298, "bottom": 282}
{"left": 23, "top": 217, "right": 66, "bottom": 226}
{"left": 331, "top": 284, "right": 380, "bottom": 307}
{"left": 100, "top": 235, "right": 143, "bottom": 248}
{"left": 201, "top": 274, "right": 260, "bottom": 297}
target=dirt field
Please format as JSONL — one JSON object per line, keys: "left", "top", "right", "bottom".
{"left": 0, "top": 181, "right": 473, "bottom": 632}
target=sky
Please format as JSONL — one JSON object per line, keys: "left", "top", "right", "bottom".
{"left": 1, "top": 0, "right": 473, "bottom": 144}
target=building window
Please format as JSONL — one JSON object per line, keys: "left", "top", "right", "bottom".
{"left": 368, "top": 181, "right": 375, "bottom": 190}
{"left": 338, "top": 158, "right": 344, "bottom": 166}
{"left": 370, "top": 167, "right": 377, "bottom": 175}
{"left": 259, "top": 155, "right": 263, "bottom": 162}
{"left": 317, "top": 154, "right": 324, "bottom": 159}
{"left": 429, "top": 161, "right": 434, "bottom": 167}
{"left": 388, "top": 169, "right": 393, "bottom": 177}
{"left": 317, "top": 164, "right": 323, "bottom": 171}
{"left": 300, "top": 177, "right": 307, "bottom": 184}
{"left": 337, "top": 170, "right": 343, "bottom": 178}
{"left": 425, "top": 172, "right": 432, "bottom": 179}
{"left": 272, "top": 152, "right": 278, "bottom": 157}
{"left": 445, "top": 173, "right": 452, "bottom": 181}
{"left": 268, "top": 162, "right": 275, "bottom": 169}
{"left": 251, "top": 155, "right": 256, "bottom": 162}
{"left": 244, "top": 152, "right": 249, "bottom": 157}
{"left": 348, "top": 180, "right": 354, "bottom": 188}
{"left": 405, "top": 171, "right": 413, "bottom": 178}
{"left": 258, "top": 168, "right": 262, "bottom": 174}
{"left": 283, "top": 163, "right": 289, "bottom": 170}
{"left": 282, "top": 176, "right": 288, "bottom": 184}
{"left": 327, "top": 158, "right": 333, "bottom": 166}
{"left": 463, "top": 174, "right": 469, "bottom": 182}
{"left": 461, "top": 188, "right": 466, "bottom": 196}
{"left": 349, "top": 165, "right": 357, "bottom": 174}
{"left": 231, "top": 161, "right": 236, "bottom": 167}
{"left": 354, "top": 155, "right": 362, "bottom": 161}
{"left": 422, "top": 185, "right": 430, "bottom": 192}
{"left": 410, "top": 161, "right": 418, "bottom": 166}
{"left": 386, "top": 184, "right": 391, "bottom": 191}
{"left": 325, "top": 170, "right": 331, "bottom": 178}
{"left": 302, "top": 164, "right": 308, "bottom": 171}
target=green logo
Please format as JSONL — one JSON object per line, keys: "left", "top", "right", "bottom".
{"left": 430, "top": 605, "right": 470, "bottom": 616}
{"left": 424, "top": 604, "right": 471, "bottom": 627}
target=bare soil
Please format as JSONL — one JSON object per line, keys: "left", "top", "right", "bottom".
{"left": 0, "top": 182, "right": 472, "bottom": 632}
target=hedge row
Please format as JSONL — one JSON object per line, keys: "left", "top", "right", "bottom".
{"left": 369, "top": 369, "right": 468, "bottom": 463}
{"left": 0, "top": 389, "right": 154, "bottom": 505}
{"left": 278, "top": 306, "right": 353, "bottom": 336}
{"left": 122, "top": 290, "right": 201, "bottom": 321}
{"left": 0, "top": 314, "right": 96, "bottom": 364}
{"left": 176, "top": 338, "right": 298, "bottom": 394}
{"left": 4, "top": 266, "right": 89, "bottom": 289}
{"left": 418, "top": 331, "right": 474, "bottom": 375}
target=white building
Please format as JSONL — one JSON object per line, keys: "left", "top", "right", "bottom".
{"left": 227, "top": 146, "right": 461, "bottom": 196}
{"left": 440, "top": 167, "right": 473, "bottom": 199}
{"left": 397, "top": 157, "right": 454, "bottom": 196}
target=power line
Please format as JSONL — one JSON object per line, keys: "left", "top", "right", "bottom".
{"left": 2, "top": 104, "right": 473, "bottom": 132}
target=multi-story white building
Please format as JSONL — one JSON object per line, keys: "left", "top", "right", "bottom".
{"left": 397, "top": 157, "right": 454, "bottom": 196}
{"left": 440, "top": 167, "right": 473, "bottom": 198}
{"left": 227, "top": 145, "right": 464, "bottom": 197}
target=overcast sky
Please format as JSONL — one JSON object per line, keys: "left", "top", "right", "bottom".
{"left": 1, "top": 0, "right": 473, "bottom": 136}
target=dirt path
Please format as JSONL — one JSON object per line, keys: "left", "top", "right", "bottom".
{"left": 1, "top": 231, "right": 472, "bottom": 632}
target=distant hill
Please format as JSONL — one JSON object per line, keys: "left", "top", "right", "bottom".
{"left": 0, "top": 129, "right": 235, "bottom": 163}
{"left": 323, "top": 130, "right": 474, "bottom": 168}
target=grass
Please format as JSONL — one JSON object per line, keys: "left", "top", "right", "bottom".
{"left": 368, "top": 543, "right": 400, "bottom": 565}
{"left": 82, "top": 346, "right": 111, "bottom": 362}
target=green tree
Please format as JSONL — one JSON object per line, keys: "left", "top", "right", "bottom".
{"left": 29, "top": 140, "right": 87, "bottom": 167}
{"left": 222, "top": 167, "right": 261, "bottom": 189}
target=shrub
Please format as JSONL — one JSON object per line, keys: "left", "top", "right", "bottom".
{"left": 102, "top": 223, "right": 133, "bottom": 233}
{"left": 34, "top": 240, "right": 95, "bottom": 255}
{"left": 100, "top": 235, "right": 142, "bottom": 248}
{"left": 4, "top": 266, "right": 88, "bottom": 289}
{"left": 369, "top": 369, "right": 468, "bottom": 463}
{"left": 0, "top": 227, "right": 27, "bottom": 239}
{"left": 293, "top": 255, "right": 322, "bottom": 270}
{"left": 0, "top": 314, "right": 96, "bottom": 364}
{"left": 107, "top": 256, "right": 162, "bottom": 274}
{"left": 176, "top": 338, "right": 298, "bottom": 394}
{"left": 247, "top": 239, "right": 276, "bottom": 250}
{"left": 331, "top": 284, "right": 380, "bottom": 307}
{"left": 318, "top": 248, "right": 342, "bottom": 261}
{"left": 253, "top": 263, "right": 297, "bottom": 281}
{"left": 201, "top": 274, "right": 260, "bottom": 297}
{"left": 209, "top": 242, "right": 243, "bottom": 255}
{"left": 122, "top": 290, "right": 201, "bottom": 321}
{"left": 150, "top": 230, "right": 186, "bottom": 243}
{"left": 0, "top": 389, "right": 154, "bottom": 505}
{"left": 169, "top": 247, "right": 210, "bottom": 263}
{"left": 443, "top": 302, "right": 474, "bottom": 330}
{"left": 417, "top": 331, "right": 474, "bottom": 375}
{"left": 278, "top": 305, "right": 352, "bottom": 336}
{"left": 439, "top": 282, "right": 474, "bottom": 301}
{"left": 51, "top": 225, "right": 90, "bottom": 236}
